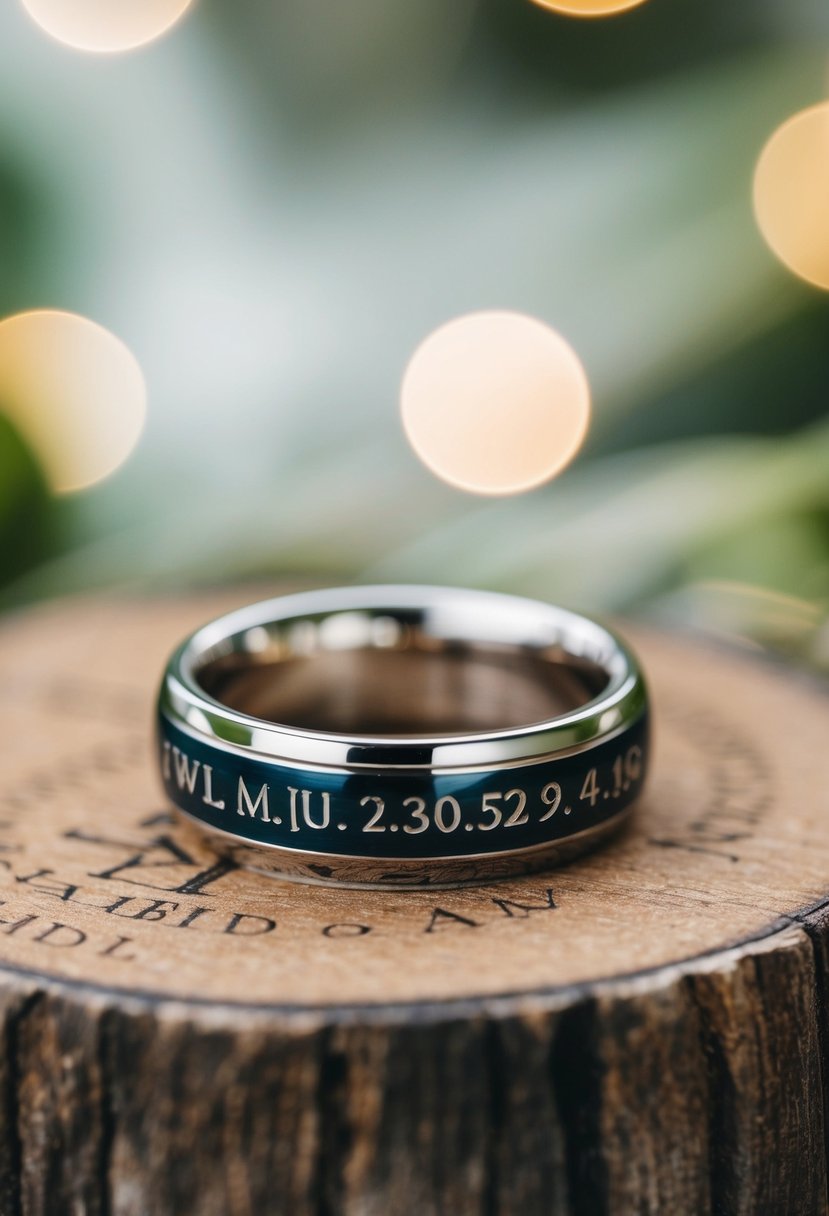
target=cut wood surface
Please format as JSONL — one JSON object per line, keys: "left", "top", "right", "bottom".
{"left": 0, "top": 589, "right": 826, "bottom": 1215}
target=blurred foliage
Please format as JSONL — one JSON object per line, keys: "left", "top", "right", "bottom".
{"left": 0, "top": 0, "right": 828, "bottom": 670}
{"left": 0, "top": 413, "right": 54, "bottom": 586}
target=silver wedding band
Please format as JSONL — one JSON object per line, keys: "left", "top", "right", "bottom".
{"left": 157, "top": 585, "right": 650, "bottom": 888}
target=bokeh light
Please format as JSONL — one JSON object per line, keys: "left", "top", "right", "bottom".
{"left": 19, "top": 0, "right": 196, "bottom": 54}
{"left": 400, "top": 311, "right": 591, "bottom": 497}
{"left": 529, "top": 0, "right": 650, "bottom": 17}
{"left": 754, "top": 102, "right": 829, "bottom": 291}
{"left": 0, "top": 311, "right": 147, "bottom": 494}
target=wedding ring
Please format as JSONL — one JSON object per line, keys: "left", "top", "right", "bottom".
{"left": 156, "top": 585, "right": 650, "bottom": 888}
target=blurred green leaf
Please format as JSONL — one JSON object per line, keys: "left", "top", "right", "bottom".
{"left": 0, "top": 411, "right": 53, "bottom": 590}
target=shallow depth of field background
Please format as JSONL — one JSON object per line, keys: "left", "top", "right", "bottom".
{"left": 1, "top": 0, "right": 828, "bottom": 667}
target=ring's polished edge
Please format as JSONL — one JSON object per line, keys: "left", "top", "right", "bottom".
{"left": 172, "top": 806, "right": 635, "bottom": 890}
{"left": 159, "top": 585, "right": 647, "bottom": 770}
{"left": 162, "top": 704, "right": 644, "bottom": 777}
{"left": 156, "top": 585, "right": 651, "bottom": 887}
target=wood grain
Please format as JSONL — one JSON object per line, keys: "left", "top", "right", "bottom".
{"left": 0, "top": 589, "right": 825, "bottom": 1214}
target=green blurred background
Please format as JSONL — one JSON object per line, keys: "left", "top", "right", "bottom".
{"left": 1, "top": 0, "right": 828, "bottom": 666}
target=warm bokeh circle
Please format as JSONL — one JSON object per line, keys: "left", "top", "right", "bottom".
{"left": 0, "top": 310, "right": 147, "bottom": 494}
{"left": 754, "top": 102, "right": 829, "bottom": 292}
{"left": 19, "top": 0, "right": 196, "bottom": 53}
{"left": 400, "top": 310, "right": 591, "bottom": 497}
{"left": 529, "top": 0, "right": 650, "bottom": 17}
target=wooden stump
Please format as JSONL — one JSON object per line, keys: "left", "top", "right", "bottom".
{"left": 0, "top": 589, "right": 827, "bottom": 1215}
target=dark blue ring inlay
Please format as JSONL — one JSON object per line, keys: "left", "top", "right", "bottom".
{"left": 158, "top": 710, "right": 649, "bottom": 860}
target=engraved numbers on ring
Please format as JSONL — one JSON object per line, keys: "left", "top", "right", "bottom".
{"left": 166, "top": 731, "right": 644, "bottom": 840}
{"left": 480, "top": 789, "right": 529, "bottom": 828}
{"left": 357, "top": 782, "right": 574, "bottom": 835}
{"left": 352, "top": 742, "right": 644, "bottom": 834}
{"left": 578, "top": 744, "right": 643, "bottom": 808}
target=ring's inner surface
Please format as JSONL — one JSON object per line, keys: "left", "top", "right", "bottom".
{"left": 196, "top": 616, "right": 611, "bottom": 736}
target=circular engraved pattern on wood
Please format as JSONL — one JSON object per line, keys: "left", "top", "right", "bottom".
{"left": 0, "top": 589, "right": 824, "bottom": 1010}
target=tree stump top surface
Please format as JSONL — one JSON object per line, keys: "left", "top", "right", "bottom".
{"left": 0, "top": 589, "right": 826, "bottom": 1015}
